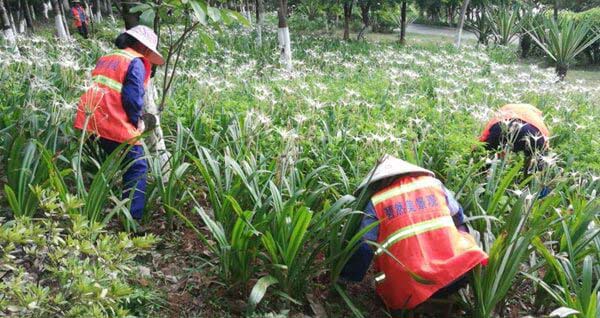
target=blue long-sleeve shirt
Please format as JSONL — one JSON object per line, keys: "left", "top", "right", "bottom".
{"left": 121, "top": 58, "right": 146, "bottom": 127}
{"left": 340, "top": 181, "right": 466, "bottom": 282}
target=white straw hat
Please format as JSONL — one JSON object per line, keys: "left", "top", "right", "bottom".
{"left": 355, "top": 154, "right": 434, "bottom": 194}
{"left": 125, "top": 25, "right": 165, "bottom": 65}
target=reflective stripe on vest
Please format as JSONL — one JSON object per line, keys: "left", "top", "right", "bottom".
{"left": 372, "top": 178, "right": 440, "bottom": 206}
{"left": 375, "top": 216, "right": 454, "bottom": 255}
{"left": 371, "top": 174, "right": 488, "bottom": 310}
{"left": 109, "top": 49, "right": 139, "bottom": 60}
{"left": 92, "top": 75, "right": 122, "bottom": 92}
{"left": 74, "top": 48, "right": 146, "bottom": 144}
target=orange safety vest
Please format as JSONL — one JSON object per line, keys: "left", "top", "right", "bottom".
{"left": 74, "top": 48, "right": 151, "bottom": 144}
{"left": 480, "top": 104, "right": 550, "bottom": 144}
{"left": 71, "top": 6, "right": 86, "bottom": 27}
{"left": 371, "top": 174, "right": 488, "bottom": 310}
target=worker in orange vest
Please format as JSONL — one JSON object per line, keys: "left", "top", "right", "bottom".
{"left": 74, "top": 25, "right": 164, "bottom": 227}
{"left": 480, "top": 103, "right": 550, "bottom": 157}
{"left": 342, "top": 155, "right": 488, "bottom": 314}
{"left": 71, "top": 0, "right": 88, "bottom": 39}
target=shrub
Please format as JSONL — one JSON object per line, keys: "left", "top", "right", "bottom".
{"left": 528, "top": 16, "right": 600, "bottom": 79}
{"left": 0, "top": 190, "right": 160, "bottom": 318}
{"left": 573, "top": 8, "right": 600, "bottom": 64}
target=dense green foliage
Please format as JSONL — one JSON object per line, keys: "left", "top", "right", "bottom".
{"left": 0, "top": 199, "right": 158, "bottom": 317}
{"left": 1, "top": 14, "right": 600, "bottom": 317}
{"left": 560, "top": 8, "right": 600, "bottom": 64}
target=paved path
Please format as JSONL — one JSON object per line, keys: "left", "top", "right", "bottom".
{"left": 400, "top": 23, "right": 477, "bottom": 40}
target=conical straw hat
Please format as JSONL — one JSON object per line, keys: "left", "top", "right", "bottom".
{"left": 355, "top": 154, "right": 434, "bottom": 195}
{"left": 125, "top": 25, "right": 165, "bottom": 65}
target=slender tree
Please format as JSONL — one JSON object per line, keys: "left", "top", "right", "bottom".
{"left": 92, "top": 0, "right": 101, "bottom": 21}
{"left": 59, "top": 0, "right": 70, "bottom": 37}
{"left": 43, "top": 1, "right": 49, "bottom": 19}
{"left": 51, "top": 0, "right": 68, "bottom": 38}
{"left": 255, "top": 0, "right": 263, "bottom": 45}
{"left": 455, "top": 0, "right": 470, "bottom": 48}
{"left": 356, "top": 0, "right": 371, "bottom": 40}
{"left": 121, "top": 1, "right": 139, "bottom": 30}
{"left": 400, "top": 0, "right": 407, "bottom": 44}
{"left": 16, "top": 0, "right": 26, "bottom": 33}
{"left": 0, "top": 0, "right": 17, "bottom": 45}
{"left": 278, "top": 0, "right": 292, "bottom": 69}
{"left": 29, "top": 4, "right": 35, "bottom": 20}
{"left": 21, "top": 0, "right": 34, "bottom": 32}
{"left": 105, "top": 0, "right": 113, "bottom": 21}
{"left": 342, "top": 0, "right": 353, "bottom": 40}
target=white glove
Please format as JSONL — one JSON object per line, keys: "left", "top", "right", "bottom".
{"left": 137, "top": 120, "right": 146, "bottom": 133}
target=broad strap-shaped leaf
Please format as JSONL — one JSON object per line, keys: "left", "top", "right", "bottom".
{"left": 248, "top": 275, "right": 278, "bottom": 309}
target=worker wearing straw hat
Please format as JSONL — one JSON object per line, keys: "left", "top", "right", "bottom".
{"left": 341, "top": 155, "right": 488, "bottom": 314}
{"left": 74, "top": 25, "right": 165, "bottom": 228}
{"left": 71, "top": 0, "right": 88, "bottom": 39}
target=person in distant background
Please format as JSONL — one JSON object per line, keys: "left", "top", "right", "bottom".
{"left": 480, "top": 103, "right": 551, "bottom": 197}
{"left": 71, "top": 0, "right": 88, "bottom": 39}
{"left": 341, "top": 155, "right": 488, "bottom": 315}
{"left": 480, "top": 103, "right": 550, "bottom": 159}
{"left": 74, "top": 25, "right": 164, "bottom": 228}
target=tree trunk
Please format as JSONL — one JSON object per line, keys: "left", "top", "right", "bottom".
{"left": 455, "top": 0, "right": 470, "bottom": 48}
{"left": 21, "top": 0, "right": 34, "bottom": 31}
{"left": 553, "top": 0, "right": 558, "bottom": 21}
{"left": 244, "top": 0, "right": 251, "bottom": 24}
{"left": 43, "top": 1, "right": 49, "bottom": 19}
{"left": 255, "top": 0, "right": 263, "bottom": 45}
{"left": 520, "top": 33, "right": 531, "bottom": 58}
{"left": 400, "top": 1, "right": 407, "bottom": 44}
{"left": 9, "top": 8, "right": 16, "bottom": 35}
{"left": 343, "top": 2, "right": 352, "bottom": 41}
{"left": 357, "top": 1, "right": 370, "bottom": 40}
{"left": 105, "top": 0, "right": 113, "bottom": 21}
{"left": 62, "top": 0, "right": 69, "bottom": 10}
{"left": 59, "top": 0, "right": 70, "bottom": 37}
{"left": 122, "top": 1, "right": 139, "bottom": 30}
{"left": 30, "top": 4, "right": 35, "bottom": 20}
{"left": 556, "top": 64, "right": 567, "bottom": 80}
{"left": 278, "top": 0, "right": 292, "bottom": 69}
{"left": 51, "top": 0, "right": 68, "bottom": 39}
{"left": 0, "top": 0, "right": 17, "bottom": 45}
{"left": 93, "top": 0, "right": 101, "bottom": 21}
{"left": 16, "top": 0, "right": 26, "bottom": 33}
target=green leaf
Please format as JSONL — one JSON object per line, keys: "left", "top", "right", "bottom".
{"left": 248, "top": 275, "right": 278, "bottom": 309}
{"left": 199, "top": 31, "right": 216, "bottom": 52}
{"left": 207, "top": 6, "right": 221, "bottom": 22}
{"left": 228, "top": 9, "right": 250, "bottom": 27}
{"left": 4, "top": 185, "right": 20, "bottom": 216}
{"left": 129, "top": 3, "right": 152, "bottom": 13}
{"left": 190, "top": 0, "right": 207, "bottom": 25}
{"left": 334, "top": 284, "right": 365, "bottom": 318}
{"left": 549, "top": 307, "right": 580, "bottom": 317}
{"left": 140, "top": 9, "right": 155, "bottom": 27}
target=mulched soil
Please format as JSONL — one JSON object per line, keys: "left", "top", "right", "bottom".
{"left": 123, "top": 208, "right": 542, "bottom": 318}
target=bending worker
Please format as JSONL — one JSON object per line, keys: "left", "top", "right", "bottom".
{"left": 71, "top": 0, "right": 88, "bottom": 39}
{"left": 480, "top": 103, "right": 550, "bottom": 157}
{"left": 74, "top": 25, "right": 164, "bottom": 224}
{"left": 342, "top": 155, "right": 488, "bottom": 312}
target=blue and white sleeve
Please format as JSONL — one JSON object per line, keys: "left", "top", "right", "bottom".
{"left": 443, "top": 185, "right": 466, "bottom": 227}
{"left": 340, "top": 201, "right": 379, "bottom": 282}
